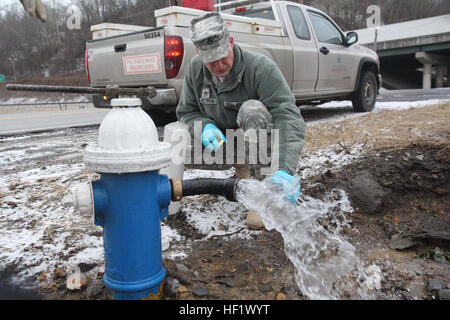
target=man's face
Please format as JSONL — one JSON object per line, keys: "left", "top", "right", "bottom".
{"left": 204, "top": 37, "right": 234, "bottom": 78}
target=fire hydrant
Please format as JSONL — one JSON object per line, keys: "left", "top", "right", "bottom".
{"left": 72, "top": 97, "right": 172, "bottom": 300}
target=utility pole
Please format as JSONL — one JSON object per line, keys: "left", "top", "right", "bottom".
{"left": 8, "top": 57, "right": 18, "bottom": 81}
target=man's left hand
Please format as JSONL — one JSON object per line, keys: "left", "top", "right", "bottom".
{"left": 269, "top": 170, "right": 301, "bottom": 204}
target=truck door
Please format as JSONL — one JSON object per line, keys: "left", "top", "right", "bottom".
{"left": 307, "top": 10, "right": 354, "bottom": 92}
{"left": 284, "top": 4, "right": 318, "bottom": 95}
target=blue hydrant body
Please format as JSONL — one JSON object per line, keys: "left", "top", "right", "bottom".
{"left": 72, "top": 101, "right": 174, "bottom": 300}
{"left": 92, "top": 171, "right": 171, "bottom": 299}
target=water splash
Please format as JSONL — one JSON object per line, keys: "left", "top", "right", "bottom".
{"left": 235, "top": 177, "right": 375, "bottom": 300}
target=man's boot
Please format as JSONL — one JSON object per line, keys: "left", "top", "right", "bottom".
{"left": 233, "top": 164, "right": 265, "bottom": 230}
{"left": 246, "top": 210, "right": 264, "bottom": 230}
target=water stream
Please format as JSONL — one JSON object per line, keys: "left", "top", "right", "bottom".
{"left": 235, "top": 177, "right": 378, "bottom": 300}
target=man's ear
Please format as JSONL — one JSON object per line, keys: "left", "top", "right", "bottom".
{"left": 194, "top": 47, "right": 199, "bottom": 55}
{"left": 229, "top": 36, "right": 234, "bottom": 47}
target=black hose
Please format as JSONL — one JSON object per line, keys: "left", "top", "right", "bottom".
{"left": 6, "top": 84, "right": 157, "bottom": 98}
{"left": 180, "top": 177, "right": 240, "bottom": 202}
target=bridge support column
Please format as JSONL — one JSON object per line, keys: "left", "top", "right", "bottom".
{"left": 415, "top": 52, "right": 450, "bottom": 89}
{"left": 422, "top": 63, "right": 432, "bottom": 89}
{"left": 448, "top": 67, "right": 450, "bottom": 87}
{"left": 436, "top": 66, "right": 446, "bottom": 88}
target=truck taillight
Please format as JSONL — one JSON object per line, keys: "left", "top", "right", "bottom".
{"left": 164, "top": 36, "right": 184, "bottom": 79}
{"left": 85, "top": 49, "right": 91, "bottom": 83}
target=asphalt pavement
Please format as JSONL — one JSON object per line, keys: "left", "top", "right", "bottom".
{"left": 0, "top": 108, "right": 110, "bottom": 136}
{"left": 0, "top": 88, "right": 449, "bottom": 136}
{"left": 378, "top": 88, "right": 450, "bottom": 102}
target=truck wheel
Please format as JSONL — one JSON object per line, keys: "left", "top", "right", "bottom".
{"left": 351, "top": 71, "right": 377, "bottom": 112}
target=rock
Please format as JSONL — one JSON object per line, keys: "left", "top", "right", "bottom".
{"left": 246, "top": 210, "right": 264, "bottom": 230}
{"left": 218, "top": 278, "right": 234, "bottom": 287}
{"left": 192, "top": 286, "right": 209, "bottom": 297}
{"left": 162, "top": 238, "right": 170, "bottom": 251}
{"left": 178, "top": 286, "right": 188, "bottom": 293}
{"left": 432, "top": 187, "right": 449, "bottom": 195}
{"left": 428, "top": 279, "right": 442, "bottom": 291}
{"left": 54, "top": 268, "right": 66, "bottom": 279}
{"left": 66, "top": 272, "right": 88, "bottom": 291}
{"left": 37, "top": 272, "right": 47, "bottom": 282}
{"left": 78, "top": 262, "right": 96, "bottom": 273}
{"left": 283, "top": 285, "right": 297, "bottom": 295}
{"left": 349, "top": 171, "right": 385, "bottom": 214}
{"left": 365, "top": 265, "right": 382, "bottom": 290}
{"left": 5, "top": 262, "right": 17, "bottom": 271}
{"left": 389, "top": 237, "right": 418, "bottom": 250}
{"left": 438, "top": 289, "right": 450, "bottom": 300}
{"left": 175, "top": 263, "right": 190, "bottom": 274}
{"left": 86, "top": 281, "right": 104, "bottom": 298}
{"left": 276, "top": 293, "right": 286, "bottom": 300}
{"left": 164, "top": 276, "right": 181, "bottom": 296}
{"left": 259, "top": 284, "right": 271, "bottom": 293}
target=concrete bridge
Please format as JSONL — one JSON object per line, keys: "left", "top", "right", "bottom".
{"left": 352, "top": 14, "right": 450, "bottom": 90}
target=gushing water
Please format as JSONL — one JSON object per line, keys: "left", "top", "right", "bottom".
{"left": 235, "top": 177, "right": 376, "bottom": 300}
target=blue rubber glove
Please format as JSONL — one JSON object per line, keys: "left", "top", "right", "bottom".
{"left": 270, "top": 170, "right": 301, "bottom": 204}
{"left": 201, "top": 123, "right": 227, "bottom": 152}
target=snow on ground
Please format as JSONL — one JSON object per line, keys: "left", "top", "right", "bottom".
{"left": 0, "top": 98, "right": 448, "bottom": 289}
{"left": 305, "top": 99, "right": 448, "bottom": 126}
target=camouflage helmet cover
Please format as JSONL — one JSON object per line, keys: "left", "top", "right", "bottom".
{"left": 191, "top": 12, "right": 230, "bottom": 63}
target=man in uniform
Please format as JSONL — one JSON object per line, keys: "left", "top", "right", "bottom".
{"left": 176, "top": 12, "right": 306, "bottom": 228}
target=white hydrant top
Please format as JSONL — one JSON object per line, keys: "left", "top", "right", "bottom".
{"left": 83, "top": 98, "right": 172, "bottom": 173}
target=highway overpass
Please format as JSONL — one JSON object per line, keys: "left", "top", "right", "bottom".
{"left": 352, "top": 14, "right": 450, "bottom": 90}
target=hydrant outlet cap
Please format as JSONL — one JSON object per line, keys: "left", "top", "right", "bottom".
{"left": 72, "top": 183, "right": 94, "bottom": 216}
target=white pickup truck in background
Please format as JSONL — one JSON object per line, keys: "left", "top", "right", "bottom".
{"left": 85, "top": 1, "right": 381, "bottom": 125}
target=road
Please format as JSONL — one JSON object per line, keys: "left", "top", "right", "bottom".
{"left": 0, "top": 108, "right": 110, "bottom": 136}
{"left": 0, "top": 88, "right": 449, "bottom": 136}
{"left": 378, "top": 88, "right": 450, "bottom": 102}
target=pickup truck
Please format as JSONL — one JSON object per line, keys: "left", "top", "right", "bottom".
{"left": 85, "top": 1, "right": 381, "bottom": 125}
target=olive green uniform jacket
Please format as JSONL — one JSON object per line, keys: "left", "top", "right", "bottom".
{"left": 176, "top": 43, "right": 306, "bottom": 175}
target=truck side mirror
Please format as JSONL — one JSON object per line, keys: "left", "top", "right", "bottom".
{"left": 345, "top": 32, "right": 358, "bottom": 46}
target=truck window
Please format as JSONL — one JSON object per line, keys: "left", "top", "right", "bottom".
{"left": 307, "top": 11, "right": 343, "bottom": 45}
{"left": 287, "top": 5, "right": 311, "bottom": 41}
{"left": 233, "top": 7, "right": 275, "bottom": 20}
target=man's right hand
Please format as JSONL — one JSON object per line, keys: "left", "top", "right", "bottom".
{"left": 201, "top": 123, "right": 227, "bottom": 152}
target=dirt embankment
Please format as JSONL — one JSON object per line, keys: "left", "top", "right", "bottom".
{"left": 161, "top": 102, "right": 450, "bottom": 300}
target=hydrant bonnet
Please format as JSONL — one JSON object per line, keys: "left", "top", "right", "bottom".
{"left": 83, "top": 102, "right": 172, "bottom": 173}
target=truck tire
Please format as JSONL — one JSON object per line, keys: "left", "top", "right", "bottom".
{"left": 144, "top": 108, "right": 178, "bottom": 127}
{"left": 351, "top": 71, "right": 377, "bottom": 112}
